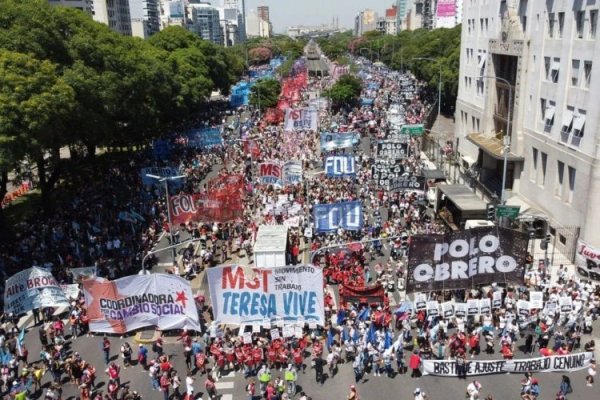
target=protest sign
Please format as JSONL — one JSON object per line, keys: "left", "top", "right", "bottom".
{"left": 388, "top": 175, "right": 426, "bottom": 192}
{"left": 454, "top": 303, "right": 467, "bottom": 318}
{"left": 186, "top": 127, "right": 223, "bottom": 149}
{"left": 441, "top": 301, "right": 454, "bottom": 318}
{"left": 206, "top": 264, "right": 325, "bottom": 326}
{"left": 4, "top": 267, "right": 70, "bottom": 314}
{"left": 320, "top": 132, "right": 360, "bottom": 151}
{"left": 259, "top": 162, "right": 283, "bottom": 186}
{"left": 406, "top": 226, "right": 529, "bottom": 293}
{"left": 529, "top": 291, "right": 544, "bottom": 309}
{"left": 282, "top": 161, "right": 303, "bottom": 184}
{"left": 61, "top": 284, "right": 80, "bottom": 300}
{"left": 492, "top": 291, "right": 503, "bottom": 309}
{"left": 313, "top": 201, "right": 363, "bottom": 233}
{"left": 376, "top": 141, "right": 408, "bottom": 159}
{"left": 517, "top": 300, "right": 530, "bottom": 318}
{"left": 284, "top": 108, "right": 318, "bottom": 131}
{"left": 426, "top": 301, "right": 439, "bottom": 316}
{"left": 414, "top": 293, "right": 427, "bottom": 311}
{"left": 467, "top": 299, "right": 480, "bottom": 316}
{"left": 422, "top": 352, "right": 595, "bottom": 377}
{"left": 325, "top": 155, "right": 356, "bottom": 177}
{"left": 82, "top": 274, "right": 200, "bottom": 334}
{"left": 371, "top": 159, "right": 404, "bottom": 187}
{"left": 479, "top": 298, "right": 491, "bottom": 315}
{"left": 243, "top": 332, "right": 252, "bottom": 344}
{"left": 559, "top": 296, "right": 573, "bottom": 313}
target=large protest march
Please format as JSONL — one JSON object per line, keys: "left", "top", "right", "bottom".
{"left": 0, "top": 42, "right": 599, "bottom": 400}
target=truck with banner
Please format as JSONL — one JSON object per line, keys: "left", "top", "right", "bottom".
{"left": 406, "top": 226, "right": 529, "bottom": 293}
{"left": 207, "top": 264, "right": 325, "bottom": 326}
{"left": 82, "top": 274, "right": 200, "bottom": 334}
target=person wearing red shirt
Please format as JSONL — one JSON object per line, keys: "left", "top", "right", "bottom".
{"left": 160, "top": 372, "right": 171, "bottom": 400}
{"left": 267, "top": 346, "right": 277, "bottom": 370}
{"left": 469, "top": 333, "right": 481, "bottom": 357}
{"left": 293, "top": 348, "right": 303, "bottom": 372}
{"left": 195, "top": 351, "right": 207, "bottom": 375}
{"left": 556, "top": 344, "right": 570, "bottom": 355}
{"left": 204, "top": 375, "right": 217, "bottom": 399}
{"left": 539, "top": 347, "right": 554, "bottom": 357}
{"left": 501, "top": 343, "right": 514, "bottom": 360}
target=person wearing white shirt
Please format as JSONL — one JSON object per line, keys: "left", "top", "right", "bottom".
{"left": 185, "top": 371, "right": 194, "bottom": 396}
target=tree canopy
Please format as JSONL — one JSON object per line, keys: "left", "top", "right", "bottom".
{"left": 249, "top": 78, "right": 281, "bottom": 111}
{"left": 324, "top": 75, "right": 363, "bottom": 109}
{"left": 0, "top": 0, "right": 245, "bottom": 224}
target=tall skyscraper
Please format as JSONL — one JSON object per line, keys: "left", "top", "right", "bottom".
{"left": 92, "top": 0, "right": 132, "bottom": 36}
{"left": 47, "top": 0, "right": 93, "bottom": 13}
{"left": 257, "top": 5, "right": 270, "bottom": 24}
{"left": 129, "top": 0, "right": 160, "bottom": 38}
{"left": 187, "top": 1, "right": 223, "bottom": 45}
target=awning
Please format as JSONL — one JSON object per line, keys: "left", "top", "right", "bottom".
{"left": 545, "top": 105, "right": 556, "bottom": 121}
{"left": 461, "top": 155, "right": 477, "bottom": 168}
{"left": 466, "top": 133, "right": 524, "bottom": 161}
{"left": 573, "top": 114, "right": 586, "bottom": 131}
{"left": 438, "top": 184, "right": 488, "bottom": 212}
{"left": 422, "top": 168, "right": 447, "bottom": 181}
{"left": 562, "top": 109, "right": 573, "bottom": 128}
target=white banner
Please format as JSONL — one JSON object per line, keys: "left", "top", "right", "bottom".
{"left": 82, "top": 274, "right": 200, "bottom": 334}
{"left": 61, "top": 284, "right": 81, "bottom": 300}
{"left": 207, "top": 264, "right": 325, "bottom": 326}
{"left": 4, "top": 267, "right": 69, "bottom": 314}
{"left": 423, "top": 352, "right": 595, "bottom": 376}
{"left": 282, "top": 161, "right": 303, "bottom": 184}
{"left": 284, "top": 108, "right": 318, "bottom": 132}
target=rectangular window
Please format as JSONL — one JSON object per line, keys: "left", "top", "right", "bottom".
{"left": 571, "top": 111, "right": 586, "bottom": 147}
{"left": 558, "top": 12, "right": 565, "bottom": 38}
{"left": 531, "top": 148, "right": 538, "bottom": 182}
{"left": 590, "top": 10, "right": 598, "bottom": 38}
{"left": 541, "top": 152, "right": 548, "bottom": 186}
{"left": 571, "top": 59, "right": 580, "bottom": 86}
{"left": 551, "top": 58, "right": 560, "bottom": 83}
{"left": 544, "top": 101, "right": 556, "bottom": 133}
{"left": 485, "top": 18, "right": 489, "bottom": 32}
{"left": 584, "top": 61, "right": 592, "bottom": 89}
{"left": 472, "top": 116, "right": 476, "bottom": 130}
{"left": 559, "top": 234, "right": 567, "bottom": 245}
{"left": 480, "top": 18, "right": 484, "bottom": 31}
{"left": 548, "top": 12, "right": 555, "bottom": 37}
{"left": 556, "top": 161, "right": 564, "bottom": 199}
{"left": 476, "top": 118, "right": 480, "bottom": 132}
{"left": 576, "top": 10, "right": 585, "bottom": 38}
{"left": 568, "top": 166, "right": 576, "bottom": 204}
{"left": 561, "top": 107, "right": 574, "bottom": 142}
{"left": 540, "top": 98, "right": 546, "bottom": 122}
{"left": 544, "top": 57, "right": 551, "bottom": 80}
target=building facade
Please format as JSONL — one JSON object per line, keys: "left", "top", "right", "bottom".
{"left": 256, "top": 5, "right": 269, "bottom": 24}
{"left": 129, "top": 0, "right": 160, "bottom": 38}
{"left": 47, "top": 0, "right": 93, "bottom": 13}
{"left": 187, "top": 1, "right": 223, "bottom": 44}
{"left": 455, "top": 0, "right": 600, "bottom": 253}
{"left": 385, "top": 5, "right": 399, "bottom": 35}
{"left": 246, "top": 9, "right": 270, "bottom": 37}
{"left": 354, "top": 9, "right": 378, "bottom": 36}
{"left": 92, "top": 0, "right": 132, "bottom": 35}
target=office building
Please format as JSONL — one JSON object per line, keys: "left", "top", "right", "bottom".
{"left": 454, "top": 0, "right": 600, "bottom": 255}
{"left": 246, "top": 9, "right": 270, "bottom": 37}
{"left": 129, "top": 0, "right": 160, "bottom": 38}
{"left": 187, "top": 1, "right": 223, "bottom": 44}
{"left": 354, "top": 9, "right": 378, "bottom": 36}
{"left": 92, "top": 0, "right": 132, "bottom": 36}
{"left": 257, "top": 5, "right": 269, "bottom": 24}
{"left": 385, "top": 5, "right": 399, "bottom": 35}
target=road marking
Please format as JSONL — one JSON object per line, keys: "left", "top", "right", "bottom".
{"left": 215, "top": 381, "right": 234, "bottom": 390}
{"left": 221, "top": 370, "right": 236, "bottom": 379}
{"left": 151, "top": 232, "right": 165, "bottom": 250}
{"left": 220, "top": 395, "right": 233, "bottom": 400}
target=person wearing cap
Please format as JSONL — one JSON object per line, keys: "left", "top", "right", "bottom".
{"left": 347, "top": 384, "right": 359, "bottom": 400}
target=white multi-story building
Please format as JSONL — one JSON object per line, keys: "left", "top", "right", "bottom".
{"left": 455, "top": 0, "right": 600, "bottom": 260}
{"left": 92, "top": 0, "right": 132, "bottom": 35}
{"left": 354, "top": 9, "right": 378, "bottom": 36}
{"left": 129, "top": 0, "right": 160, "bottom": 38}
{"left": 246, "top": 9, "right": 270, "bottom": 38}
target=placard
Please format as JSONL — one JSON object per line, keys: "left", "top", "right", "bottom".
{"left": 559, "top": 296, "right": 573, "bottom": 313}
{"left": 517, "top": 300, "right": 530, "bottom": 318}
{"left": 441, "top": 301, "right": 454, "bottom": 318}
{"left": 252, "top": 324, "right": 261, "bottom": 333}
{"left": 388, "top": 175, "right": 426, "bottom": 192}
{"left": 414, "top": 294, "right": 427, "bottom": 311}
{"left": 492, "top": 291, "right": 503, "bottom": 309}
{"left": 270, "top": 328, "right": 280, "bottom": 340}
{"left": 426, "top": 301, "right": 439, "bottom": 316}
{"left": 294, "top": 326, "right": 304, "bottom": 339}
{"left": 454, "top": 303, "right": 467, "bottom": 318}
{"left": 529, "top": 291, "right": 544, "bottom": 309}
{"left": 243, "top": 332, "right": 252, "bottom": 344}
{"left": 467, "top": 299, "right": 480, "bottom": 315}
{"left": 479, "top": 298, "right": 491, "bottom": 315}
{"left": 283, "top": 325, "right": 294, "bottom": 338}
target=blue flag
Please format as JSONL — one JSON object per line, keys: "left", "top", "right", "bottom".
{"left": 341, "top": 326, "right": 349, "bottom": 343}
{"left": 326, "top": 329, "right": 335, "bottom": 349}
{"left": 384, "top": 330, "right": 392, "bottom": 350}
{"left": 352, "top": 328, "right": 360, "bottom": 343}
{"left": 336, "top": 309, "right": 347, "bottom": 326}
{"left": 358, "top": 307, "right": 370, "bottom": 321}
{"left": 367, "top": 324, "right": 376, "bottom": 345}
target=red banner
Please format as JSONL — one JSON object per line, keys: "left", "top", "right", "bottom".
{"left": 340, "top": 283, "right": 385, "bottom": 305}
{"left": 169, "top": 193, "right": 202, "bottom": 225}
{"left": 243, "top": 139, "right": 262, "bottom": 158}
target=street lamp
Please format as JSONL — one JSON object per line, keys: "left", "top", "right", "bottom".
{"left": 475, "top": 75, "right": 512, "bottom": 205}
{"left": 412, "top": 57, "right": 442, "bottom": 119}
{"left": 146, "top": 173, "right": 186, "bottom": 262}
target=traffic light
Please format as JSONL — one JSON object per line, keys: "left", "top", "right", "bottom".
{"left": 486, "top": 203, "right": 496, "bottom": 221}
{"left": 540, "top": 234, "right": 551, "bottom": 250}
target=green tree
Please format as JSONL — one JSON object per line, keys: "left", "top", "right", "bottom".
{"left": 324, "top": 75, "right": 363, "bottom": 109}
{"left": 249, "top": 78, "right": 281, "bottom": 111}
{"left": 0, "top": 49, "right": 75, "bottom": 208}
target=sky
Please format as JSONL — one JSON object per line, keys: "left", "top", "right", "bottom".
{"left": 236, "top": 0, "right": 394, "bottom": 33}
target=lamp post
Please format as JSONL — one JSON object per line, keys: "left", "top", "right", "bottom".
{"left": 476, "top": 75, "right": 512, "bottom": 204}
{"left": 412, "top": 57, "right": 442, "bottom": 119}
{"left": 146, "top": 174, "right": 186, "bottom": 262}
